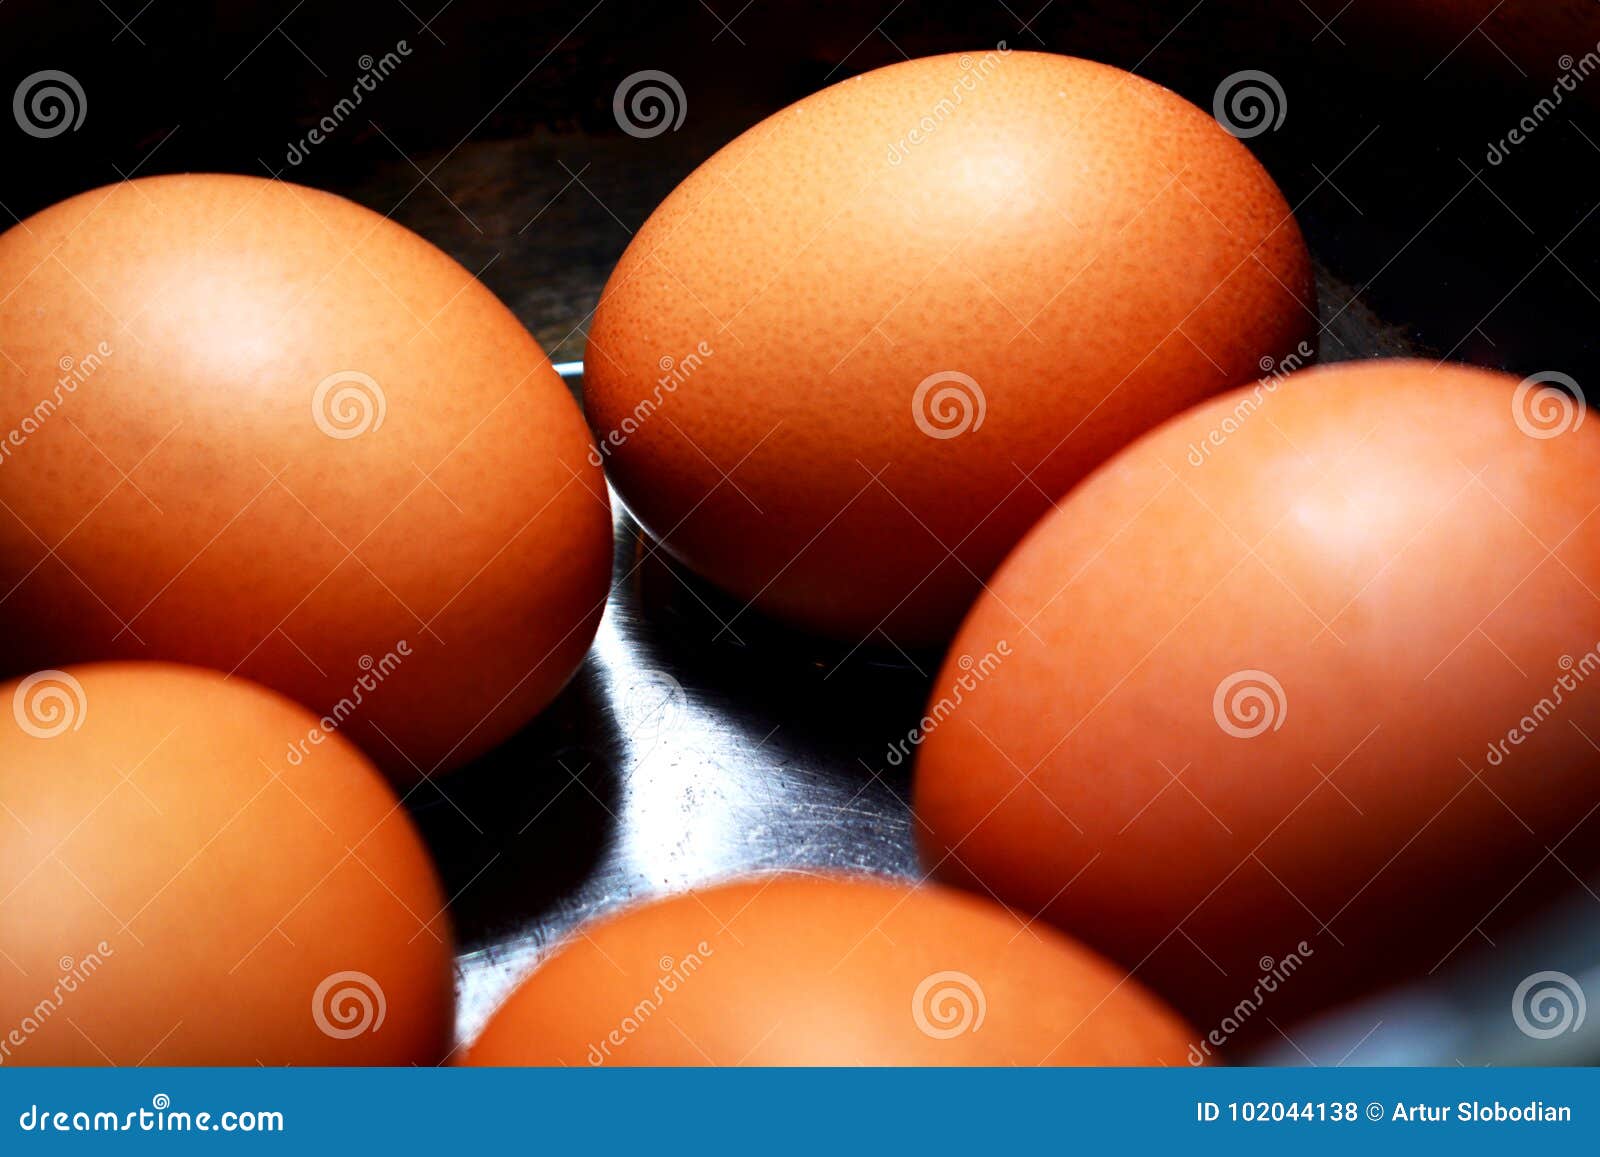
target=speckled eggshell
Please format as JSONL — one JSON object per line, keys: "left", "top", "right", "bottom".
{"left": 0, "top": 662, "right": 454, "bottom": 1065}
{"left": 586, "top": 50, "right": 1314, "bottom": 644}
{"left": 464, "top": 874, "right": 1202, "bottom": 1065}
{"left": 0, "top": 174, "right": 613, "bottom": 780}
{"left": 913, "top": 359, "right": 1600, "bottom": 1035}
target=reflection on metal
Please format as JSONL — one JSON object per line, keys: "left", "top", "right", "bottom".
{"left": 415, "top": 363, "right": 923, "bottom": 1045}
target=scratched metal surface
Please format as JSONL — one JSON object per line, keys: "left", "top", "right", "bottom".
{"left": 409, "top": 430, "right": 930, "bottom": 1047}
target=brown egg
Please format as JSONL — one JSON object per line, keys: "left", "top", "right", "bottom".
{"left": 0, "top": 174, "right": 612, "bottom": 781}
{"left": 464, "top": 874, "right": 1200, "bottom": 1065}
{"left": 913, "top": 359, "right": 1600, "bottom": 1036}
{"left": 586, "top": 49, "right": 1313, "bottom": 644}
{"left": 0, "top": 662, "right": 454, "bottom": 1065}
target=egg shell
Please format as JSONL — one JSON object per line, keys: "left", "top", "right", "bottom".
{"left": 464, "top": 873, "right": 1201, "bottom": 1066}
{"left": 586, "top": 49, "right": 1313, "bottom": 644}
{"left": 0, "top": 174, "right": 613, "bottom": 781}
{"left": 0, "top": 662, "right": 454, "bottom": 1065}
{"left": 913, "top": 359, "right": 1600, "bottom": 1033}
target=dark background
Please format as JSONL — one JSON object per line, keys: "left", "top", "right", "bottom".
{"left": 2, "top": 0, "right": 1597, "bottom": 373}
